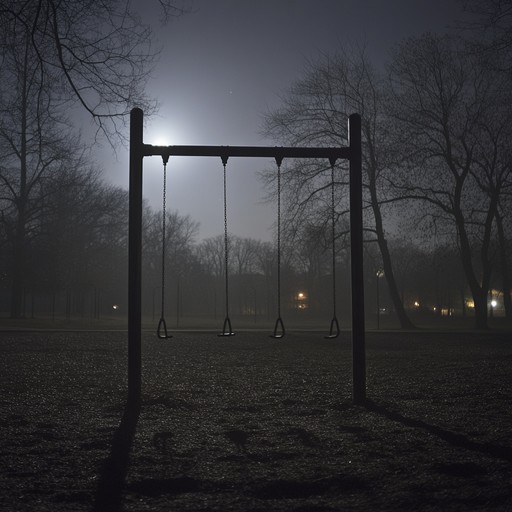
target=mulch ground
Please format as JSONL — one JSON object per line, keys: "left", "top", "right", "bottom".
{"left": 0, "top": 330, "right": 511, "bottom": 511}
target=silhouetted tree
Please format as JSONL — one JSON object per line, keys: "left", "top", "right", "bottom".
{"left": 37, "top": 166, "right": 129, "bottom": 313}
{"left": 141, "top": 207, "right": 199, "bottom": 317}
{"left": 495, "top": 204, "right": 512, "bottom": 319}
{"left": 388, "top": 33, "right": 512, "bottom": 329}
{"left": 262, "top": 47, "right": 415, "bottom": 328}
{"left": 0, "top": 0, "right": 166, "bottom": 139}
{"left": 0, "top": 0, "right": 184, "bottom": 317}
{"left": 196, "top": 235, "right": 227, "bottom": 278}
{"left": 461, "top": 0, "right": 512, "bottom": 69}
{"left": 0, "top": 20, "right": 79, "bottom": 316}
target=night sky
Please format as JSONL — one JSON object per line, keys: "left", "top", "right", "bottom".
{"left": 101, "top": 0, "right": 464, "bottom": 241}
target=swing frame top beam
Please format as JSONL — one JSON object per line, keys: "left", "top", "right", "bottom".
{"left": 128, "top": 107, "right": 365, "bottom": 406}
{"left": 144, "top": 144, "right": 350, "bottom": 161}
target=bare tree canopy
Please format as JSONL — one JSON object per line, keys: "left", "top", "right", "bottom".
{"left": 461, "top": 0, "right": 512, "bottom": 68}
{"left": 0, "top": 0, "right": 182, "bottom": 139}
{"left": 388, "top": 32, "right": 512, "bottom": 328}
{"left": 262, "top": 47, "right": 415, "bottom": 328}
{"left": 0, "top": 0, "right": 189, "bottom": 317}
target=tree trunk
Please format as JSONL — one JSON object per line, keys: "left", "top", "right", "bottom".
{"left": 10, "top": 36, "right": 29, "bottom": 318}
{"left": 10, "top": 220, "right": 27, "bottom": 318}
{"left": 368, "top": 169, "right": 415, "bottom": 329}
{"left": 456, "top": 218, "right": 489, "bottom": 329}
{"left": 472, "top": 288, "right": 489, "bottom": 330}
{"left": 377, "top": 234, "right": 416, "bottom": 329}
{"left": 496, "top": 213, "right": 512, "bottom": 319}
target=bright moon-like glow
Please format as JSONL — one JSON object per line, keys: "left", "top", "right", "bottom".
{"left": 146, "top": 124, "right": 174, "bottom": 147}
{"left": 152, "top": 136, "right": 171, "bottom": 146}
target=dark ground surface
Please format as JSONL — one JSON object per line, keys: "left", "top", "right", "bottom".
{"left": 0, "top": 330, "right": 511, "bottom": 511}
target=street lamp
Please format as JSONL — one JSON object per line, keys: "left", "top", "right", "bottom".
{"left": 490, "top": 299, "right": 497, "bottom": 318}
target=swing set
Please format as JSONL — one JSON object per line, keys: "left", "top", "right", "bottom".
{"left": 128, "top": 108, "right": 365, "bottom": 404}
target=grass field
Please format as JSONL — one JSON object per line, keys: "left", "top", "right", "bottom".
{"left": 0, "top": 330, "right": 511, "bottom": 511}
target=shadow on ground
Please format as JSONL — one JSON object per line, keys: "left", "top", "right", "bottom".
{"left": 94, "top": 400, "right": 140, "bottom": 512}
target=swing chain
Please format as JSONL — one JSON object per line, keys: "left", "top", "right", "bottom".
{"left": 158, "top": 155, "right": 172, "bottom": 339}
{"left": 276, "top": 156, "right": 282, "bottom": 318}
{"left": 271, "top": 155, "right": 285, "bottom": 338}
{"left": 219, "top": 155, "right": 234, "bottom": 336}
{"left": 325, "top": 157, "right": 340, "bottom": 339}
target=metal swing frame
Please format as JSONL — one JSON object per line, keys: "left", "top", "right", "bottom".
{"left": 128, "top": 107, "right": 365, "bottom": 405}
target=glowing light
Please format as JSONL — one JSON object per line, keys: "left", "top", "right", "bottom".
{"left": 152, "top": 137, "right": 171, "bottom": 146}
{"left": 296, "top": 292, "right": 308, "bottom": 310}
{"left": 414, "top": 301, "right": 420, "bottom": 307}
{"left": 491, "top": 300, "right": 497, "bottom": 308}
{"left": 112, "top": 304, "right": 119, "bottom": 311}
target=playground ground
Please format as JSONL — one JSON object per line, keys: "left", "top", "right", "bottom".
{"left": 0, "top": 329, "right": 511, "bottom": 511}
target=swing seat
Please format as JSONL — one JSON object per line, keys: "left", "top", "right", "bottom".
{"left": 218, "top": 316, "right": 235, "bottom": 337}
{"left": 270, "top": 316, "right": 285, "bottom": 339}
{"left": 157, "top": 317, "right": 172, "bottom": 339}
{"left": 325, "top": 316, "right": 340, "bottom": 339}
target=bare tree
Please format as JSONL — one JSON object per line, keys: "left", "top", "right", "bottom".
{"left": 461, "top": 0, "right": 512, "bottom": 69}
{"left": 0, "top": 17, "right": 78, "bottom": 316}
{"left": 143, "top": 208, "right": 199, "bottom": 282}
{"left": 231, "top": 236, "right": 262, "bottom": 275}
{"left": 388, "top": 33, "right": 511, "bottom": 329}
{"left": 262, "top": 47, "right": 415, "bottom": 328}
{"left": 196, "top": 235, "right": 227, "bottom": 278}
{"left": 0, "top": 0, "right": 185, "bottom": 317}
{"left": 0, "top": 0, "right": 175, "bottom": 139}
{"left": 38, "top": 165, "right": 129, "bottom": 300}
{"left": 495, "top": 203, "right": 512, "bottom": 318}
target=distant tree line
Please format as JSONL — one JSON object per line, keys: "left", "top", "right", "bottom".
{"left": 1, "top": 176, "right": 506, "bottom": 328}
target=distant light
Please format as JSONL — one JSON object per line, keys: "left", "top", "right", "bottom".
{"left": 414, "top": 301, "right": 420, "bottom": 307}
{"left": 112, "top": 304, "right": 119, "bottom": 311}
{"left": 296, "top": 292, "right": 308, "bottom": 310}
{"left": 491, "top": 300, "right": 497, "bottom": 308}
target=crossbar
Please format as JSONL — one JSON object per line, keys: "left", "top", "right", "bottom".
{"left": 128, "top": 107, "right": 366, "bottom": 406}
{"left": 145, "top": 144, "right": 350, "bottom": 161}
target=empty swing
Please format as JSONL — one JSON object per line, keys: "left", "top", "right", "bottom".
{"left": 325, "top": 157, "right": 340, "bottom": 339}
{"left": 157, "top": 154, "right": 172, "bottom": 339}
{"left": 218, "top": 155, "right": 235, "bottom": 336}
{"left": 271, "top": 156, "right": 285, "bottom": 338}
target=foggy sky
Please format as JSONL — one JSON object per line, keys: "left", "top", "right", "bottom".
{"left": 99, "top": 0, "right": 463, "bottom": 242}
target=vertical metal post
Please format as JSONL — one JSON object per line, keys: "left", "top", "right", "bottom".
{"left": 128, "top": 107, "right": 144, "bottom": 405}
{"left": 349, "top": 113, "right": 366, "bottom": 404}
